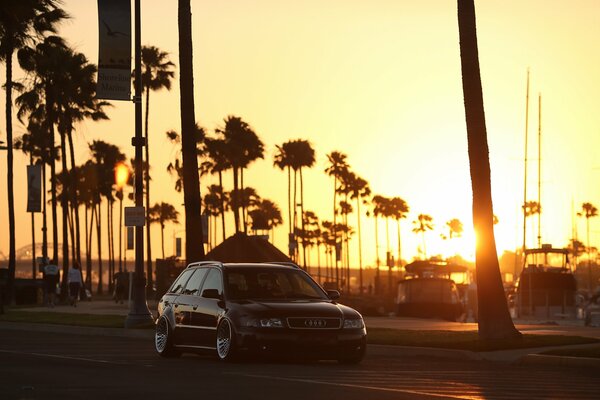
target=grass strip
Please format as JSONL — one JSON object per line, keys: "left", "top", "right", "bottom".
{"left": 367, "top": 328, "right": 599, "bottom": 352}
{"left": 0, "top": 310, "right": 126, "bottom": 328}
{"left": 541, "top": 344, "right": 600, "bottom": 359}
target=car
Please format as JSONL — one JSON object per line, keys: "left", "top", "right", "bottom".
{"left": 154, "top": 261, "right": 367, "bottom": 363}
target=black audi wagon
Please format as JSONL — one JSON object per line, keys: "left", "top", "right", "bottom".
{"left": 155, "top": 261, "right": 366, "bottom": 363}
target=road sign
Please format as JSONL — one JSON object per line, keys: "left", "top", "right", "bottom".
{"left": 125, "top": 206, "right": 145, "bottom": 227}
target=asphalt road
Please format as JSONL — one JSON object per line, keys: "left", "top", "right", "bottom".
{"left": 1, "top": 329, "right": 599, "bottom": 400}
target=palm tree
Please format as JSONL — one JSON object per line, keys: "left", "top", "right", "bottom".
{"left": 216, "top": 115, "right": 264, "bottom": 233}
{"left": 273, "top": 141, "right": 294, "bottom": 251}
{"left": 412, "top": 214, "right": 434, "bottom": 259}
{"left": 249, "top": 199, "right": 283, "bottom": 242}
{"left": 458, "top": 0, "right": 520, "bottom": 339}
{"left": 0, "top": 0, "right": 66, "bottom": 304}
{"left": 201, "top": 137, "right": 231, "bottom": 242}
{"left": 287, "top": 139, "right": 315, "bottom": 268}
{"left": 138, "top": 45, "right": 176, "bottom": 283}
{"left": 344, "top": 172, "right": 371, "bottom": 293}
{"left": 325, "top": 151, "right": 349, "bottom": 284}
{"left": 371, "top": 195, "right": 387, "bottom": 294}
{"left": 177, "top": 0, "right": 205, "bottom": 265}
{"left": 580, "top": 202, "right": 598, "bottom": 292}
{"left": 390, "top": 197, "right": 409, "bottom": 269}
{"left": 442, "top": 218, "right": 464, "bottom": 257}
{"left": 149, "top": 202, "right": 180, "bottom": 260}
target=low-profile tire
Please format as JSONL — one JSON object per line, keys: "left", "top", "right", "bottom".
{"left": 216, "top": 318, "right": 238, "bottom": 361}
{"left": 155, "top": 316, "right": 180, "bottom": 358}
{"left": 338, "top": 343, "right": 366, "bottom": 364}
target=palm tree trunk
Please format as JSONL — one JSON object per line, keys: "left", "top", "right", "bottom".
{"left": 60, "top": 134, "right": 70, "bottom": 297}
{"left": 179, "top": 0, "right": 205, "bottom": 263}
{"left": 396, "top": 219, "right": 402, "bottom": 269}
{"left": 332, "top": 176, "right": 338, "bottom": 287}
{"left": 458, "top": 0, "right": 520, "bottom": 340}
{"left": 287, "top": 166, "right": 292, "bottom": 244}
{"left": 109, "top": 199, "right": 116, "bottom": 292}
{"left": 300, "top": 168, "right": 307, "bottom": 270}
{"left": 30, "top": 155, "right": 36, "bottom": 279}
{"left": 85, "top": 204, "right": 92, "bottom": 290}
{"left": 67, "top": 128, "right": 82, "bottom": 267}
{"left": 241, "top": 168, "right": 247, "bottom": 233}
{"left": 96, "top": 200, "right": 103, "bottom": 294}
{"left": 161, "top": 223, "right": 165, "bottom": 259}
{"left": 232, "top": 167, "right": 240, "bottom": 233}
{"left": 218, "top": 171, "right": 226, "bottom": 241}
{"left": 42, "top": 164, "right": 48, "bottom": 263}
{"left": 375, "top": 215, "right": 380, "bottom": 295}
{"left": 144, "top": 86, "right": 153, "bottom": 291}
{"left": 119, "top": 196, "right": 123, "bottom": 272}
{"left": 356, "top": 197, "right": 363, "bottom": 294}
{"left": 5, "top": 49, "right": 16, "bottom": 303}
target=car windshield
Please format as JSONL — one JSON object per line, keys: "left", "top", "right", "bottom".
{"left": 225, "top": 267, "right": 328, "bottom": 300}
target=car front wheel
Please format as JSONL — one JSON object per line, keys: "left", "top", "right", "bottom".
{"left": 216, "top": 318, "right": 237, "bottom": 361}
{"left": 155, "top": 316, "right": 180, "bottom": 358}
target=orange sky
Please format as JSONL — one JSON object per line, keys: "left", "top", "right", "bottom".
{"left": 1, "top": 0, "right": 600, "bottom": 270}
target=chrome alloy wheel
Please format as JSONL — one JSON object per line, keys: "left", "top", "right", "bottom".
{"left": 155, "top": 316, "right": 169, "bottom": 353}
{"left": 216, "top": 319, "right": 232, "bottom": 359}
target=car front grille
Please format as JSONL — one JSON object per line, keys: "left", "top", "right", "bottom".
{"left": 286, "top": 317, "right": 342, "bottom": 329}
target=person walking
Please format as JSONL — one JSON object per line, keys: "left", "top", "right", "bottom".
{"left": 43, "top": 262, "right": 60, "bottom": 307}
{"left": 68, "top": 263, "right": 83, "bottom": 307}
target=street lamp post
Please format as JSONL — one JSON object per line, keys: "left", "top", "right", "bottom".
{"left": 125, "top": 0, "right": 154, "bottom": 328}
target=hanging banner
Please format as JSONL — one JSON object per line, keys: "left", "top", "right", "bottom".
{"left": 97, "top": 0, "right": 131, "bottom": 100}
{"left": 27, "top": 164, "right": 42, "bottom": 213}
{"left": 175, "top": 237, "right": 182, "bottom": 258}
{"left": 126, "top": 226, "right": 134, "bottom": 250}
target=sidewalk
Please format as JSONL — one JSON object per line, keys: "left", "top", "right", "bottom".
{"left": 16, "top": 297, "right": 159, "bottom": 317}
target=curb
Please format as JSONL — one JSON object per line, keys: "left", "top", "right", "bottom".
{"left": 0, "top": 321, "right": 154, "bottom": 340}
{"left": 520, "top": 354, "right": 600, "bottom": 368}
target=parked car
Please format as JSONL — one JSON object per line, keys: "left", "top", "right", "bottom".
{"left": 155, "top": 261, "right": 367, "bottom": 363}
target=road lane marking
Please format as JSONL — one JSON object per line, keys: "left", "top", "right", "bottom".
{"left": 0, "top": 349, "right": 153, "bottom": 367}
{"left": 228, "top": 373, "right": 483, "bottom": 400}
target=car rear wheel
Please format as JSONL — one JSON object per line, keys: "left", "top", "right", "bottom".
{"left": 216, "top": 318, "right": 237, "bottom": 361}
{"left": 155, "top": 316, "right": 180, "bottom": 358}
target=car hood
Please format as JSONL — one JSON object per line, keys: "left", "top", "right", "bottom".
{"left": 230, "top": 299, "right": 361, "bottom": 319}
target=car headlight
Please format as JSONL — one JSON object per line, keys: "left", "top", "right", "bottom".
{"left": 343, "top": 318, "right": 364, "bottom": 329}
{"left": 260, "top": 318, "right": 284, "bottom": 328}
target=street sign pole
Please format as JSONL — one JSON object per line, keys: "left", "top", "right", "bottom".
{"left": 125, "top": 0, "right": 153, "bottom": 328}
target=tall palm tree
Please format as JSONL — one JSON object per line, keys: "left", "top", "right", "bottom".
{"left": 0, "top": 0, "right": 66, "bottom": 304}
{"left": 216, "top": 115, "right": 264, "bottom": 233}
{"left": 273, "top": 141, "right": 294, "bottom": 249}
{"left": 178, "top": 0, "right": 205, "bottom": 263}
{"left": 580, "top": 202, "right": 598, "bottom": 292}
{"left": 203, "top": 184, "right": 227, "bottom": 248}
{"left": 325, "top": 151, "right": 349, "bottom": 284}
{"left": 201, "top": 137, "right": 231, "bottom": 242}
{"left": 412, "top": 214, "right": 434, "bottom": 259}
{"left": 344, "top": 172, "right": 370, "bottom": 293}
{"left": 458, "top": 0, "right": 520, "bottom": 340}
{"left": 248, "top": 199, "right": 283, "bottom": 242}
{"left": 139, "top": 45, "right": 175, "bottom": 284}
{"left": 287, "top": 139, "right": 315, "bottom": 269}
{"left": 390, "top": 197, "right": 409, "bottom": 269}
{"left": 89, "top": 140, "right": 125, "bottom": 293}
{"left": 442, "top": 218, "right": 464, "bottom": 256}
{"left": 149, "top": 202, "right": 180, "bottom": 260}
{"left": 371, "top": 195, "right": 386, "bottom": 294}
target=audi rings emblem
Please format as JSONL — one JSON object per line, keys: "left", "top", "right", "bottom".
{"left": 304, "top": 319, "right": 326, "bottom": 328}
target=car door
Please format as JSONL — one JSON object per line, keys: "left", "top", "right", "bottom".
{"left": 161, "top": 269, "right": 195, "bottom": 343}
{"left": 190, "top": 268, "right": 225, "bottom": 348}
{"left": 175, "top": 268, "right": 209, "bottom": 346}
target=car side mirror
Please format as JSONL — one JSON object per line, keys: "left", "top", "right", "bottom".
{"left": 202, "top": 289, "right": 222, "bottom": 299}
{"left": 327, "top": 290, "right": 340, "bottom": 300}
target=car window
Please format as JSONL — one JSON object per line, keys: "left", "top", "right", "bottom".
{"left": 169, "top": 269, "right": 195, "bottom": 294}
{"left": 225, "top": 268, "right": 327, "bottom": 300}
{"left": 201, "top": 269, "right": 223, "bottom": 296}
{"left": 181, "top": 268, "right": 209, "bottom": 296}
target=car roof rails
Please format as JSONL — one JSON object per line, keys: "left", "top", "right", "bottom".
{"left": 266, "top": 261, "right": 301, "bottom": 269}
{"left": 186, "top": 260, "right": 224, "bottom": 269}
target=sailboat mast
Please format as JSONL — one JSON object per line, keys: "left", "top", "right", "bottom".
{"left": 537, "top": 94, "right": 542, "bottom": 248}
{"left": 522, "top": 69, "right": 530, "bottom": 255}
